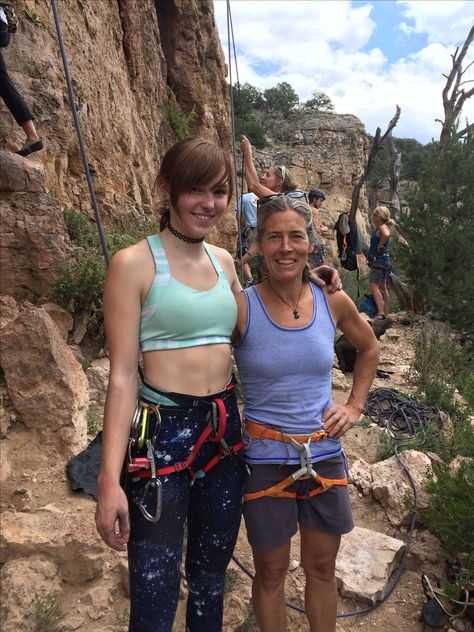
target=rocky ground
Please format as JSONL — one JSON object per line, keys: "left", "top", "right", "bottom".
{"left": 1, "top": 313, "right": 472, "bottom": 632}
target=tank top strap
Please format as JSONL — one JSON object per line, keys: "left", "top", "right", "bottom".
{"left": 146, "top": 234, "right": 171, "bottom": 286}
{"left": 203, "top": 242, "right": 224, "bottom": 276}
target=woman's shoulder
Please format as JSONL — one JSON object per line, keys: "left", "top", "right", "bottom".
{"left": 206, "top": 242, "right": 234, "bottom": 265}
{"left": 108, "top": 239, "right": 153, "bottom": 281}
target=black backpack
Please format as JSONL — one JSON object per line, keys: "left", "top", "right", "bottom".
{"left": 334, "top": 212, "right": 359, "bottom": 271}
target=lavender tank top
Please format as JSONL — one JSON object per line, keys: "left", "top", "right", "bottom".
{"left": 233, "top": 282, "right": 341, "bottom": 464}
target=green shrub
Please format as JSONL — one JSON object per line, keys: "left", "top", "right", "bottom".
{"left": 425, "top": 461, "right": 474, "bottom": 588}
{"left": 52, "top": 209, "right": 160, "bottom": 335}
{"left": 166, "top": 86, "right": 197, "bottom": 140}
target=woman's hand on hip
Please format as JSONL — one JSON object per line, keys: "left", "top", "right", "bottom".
{"left": 322, "top": 403, "right": 362, "bottom": 439}
{"left": 95, "top": 481, "right": 130, "bottom": 551}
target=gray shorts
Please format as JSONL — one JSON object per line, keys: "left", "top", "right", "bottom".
{"left": 243, "top": 456, "right": 353, "bottom": 550}
{"left": 369, "top": 261, "right": 390, "bottom": 285}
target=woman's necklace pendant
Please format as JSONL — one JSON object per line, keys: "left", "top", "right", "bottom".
{"left": 293, "top": 309, "right": 300, "bottom": 319}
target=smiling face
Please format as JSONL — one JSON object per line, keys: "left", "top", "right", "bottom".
{"left": 168, "top": 171, "right": 229, "bottom": 239}
{"left": 260, "top": 166, "right": 283, "bottom": 192}
{"left": 258, "top": 209, "right": 311, "bottom": 282}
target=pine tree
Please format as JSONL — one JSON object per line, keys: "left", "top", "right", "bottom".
{"left": 397, "top": 130, "right": 474, "bottom": 334}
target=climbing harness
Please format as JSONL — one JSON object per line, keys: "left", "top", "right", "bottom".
{"left": 243, "top": 420, "right": 347, "bottom": 501}
{"left": 124, "top": 383, "right": 244, "bottom": 522}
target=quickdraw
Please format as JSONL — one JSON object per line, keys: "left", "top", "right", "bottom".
{"left": 243, "top": 421, "right": 347, "bottom": 502}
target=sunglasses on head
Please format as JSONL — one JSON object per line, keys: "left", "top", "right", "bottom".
{"left": 256, "top": 190, "right": 307, "bottom": 208}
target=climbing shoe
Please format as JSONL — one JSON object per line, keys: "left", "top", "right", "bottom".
{"left": 16, "top": 138, "right": 44, "bottom": 156}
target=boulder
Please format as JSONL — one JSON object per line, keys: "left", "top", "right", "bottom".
{"left": 86, "top": 357, "right": 110, "bottom": 407}
{"left": 0, "top": 295, "right": 19, "bottom": 330}
{"left": 371, "top": 450, "right": 433, "bottom": 526}
{"left": 0, "top": 510, "right": 104, "bottom": 585}
{"left": 349, "top": 458, "right": 373, "bottom": 495}
{"left": 0, "top": 303, "right": 88, "bottom": 455}
{"left": 336, "top": 526, "right": 405, "bottom": 603}
{"left": 41, "top": 302, "right": 74, "bottom": 341}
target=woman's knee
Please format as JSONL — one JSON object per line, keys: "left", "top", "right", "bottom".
{"left": 301, "top": 556, "right": 336, "bottom": 583}
{"left": 255, "top": 561, "right": 288, "bottom": 591}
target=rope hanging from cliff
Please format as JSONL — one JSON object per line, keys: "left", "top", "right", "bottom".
{"left": 226, "top": 0, "right": 247, "bottom": 282}
{"left": 50, "top": 0, "right": 110, "bottom": 266}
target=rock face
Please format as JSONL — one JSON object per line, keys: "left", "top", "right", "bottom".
{"left": 0, "top": 301, "right": 88, "bottom": 455}
{"left": 0, "top": 0, "right": 236, "bottom": 249}
{"left": 0, "top": 152, "right": 73, "bottom": 301}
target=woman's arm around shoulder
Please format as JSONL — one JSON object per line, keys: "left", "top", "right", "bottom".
{"left": 323, "top": 289, "right": 379, "bottom": 439}
{"left": 95, "top": 242, "right": 149, "bottom": 551}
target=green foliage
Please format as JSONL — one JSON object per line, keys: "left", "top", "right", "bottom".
{"left": 379, "top": 326, "right": 474, "bottom": 462}
{"left": 425, "top": 462, "right": 474, "bottom": 586}
{"left": 302, "top": 90, "right": 335, "bottom": 112}
{"left": 25, "top": 595, "right": 69, "bottom": 632}
{"left": 51, "top": 209, "right": 159, "bottom": 335}
{"left": 233, "top": 82, "right": 265, "bottom": 113}
{"left": 234, "top": 114, "right": 267, "bottom": 149}
{"left": 166, "top": 86, "right": 197, "bottom": 141}
{"left": 397, "top": 131, "right": 474, "bottom": 334}
{"left": 235, "top": 601, "right": 258, "bottom": 631}
{"left": 263, "top": 82, "right": 299, "bottom": 116}
{"left": 111, "top": 609, "right": 129, "bottom": 632}
{"left": 367, "top": 136, "right": 430, "bottom": 186}
{"left": 224, "top": 568, "right": 239, "bottom": 593}
{"left": 87, "top": 410, "right": 99, "bottom": 435}
{"left": 24, "top": 10, "right": 45, "bottom": 26}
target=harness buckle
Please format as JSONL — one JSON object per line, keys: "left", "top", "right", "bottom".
{"left": 289, "top": 438, "right": 319, "bottom": 481}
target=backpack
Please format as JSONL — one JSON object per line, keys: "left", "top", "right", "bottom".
{"left": 334, "top": 212, "right": 362, "bottom": 271}
{"left": 359, "top": 293, "right": 377, "bottom": 318}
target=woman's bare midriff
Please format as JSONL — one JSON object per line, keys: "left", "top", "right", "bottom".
{"left": 142, "top": 343, "right": 233, "bottom": 396}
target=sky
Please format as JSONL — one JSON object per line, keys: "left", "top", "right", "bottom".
{"left": 213, "top": 0, "right": 474, "bottom": 144}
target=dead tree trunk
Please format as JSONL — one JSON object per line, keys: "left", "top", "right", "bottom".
{"left": 436, "top": 25, "right": 474, "bottom": 142}
{"left": 349, "top": 105, "right": 401, "bottom": 227}
{"left": 386, "top": 131, "right": 401, "bottom": 220}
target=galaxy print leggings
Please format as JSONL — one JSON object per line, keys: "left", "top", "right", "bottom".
{"left": 126, "top": 391, "right": 245, "bottom": 632}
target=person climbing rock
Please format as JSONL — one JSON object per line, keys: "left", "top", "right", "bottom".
{"left": 0, "top": 4, "right": 44, "bottom": 156}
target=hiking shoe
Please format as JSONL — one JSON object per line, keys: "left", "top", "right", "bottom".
{"left": 375, "top": 314, "right": 387, "bottom": 320}
{"left": 16, "top": 138, "right": 44, "bottom": 156}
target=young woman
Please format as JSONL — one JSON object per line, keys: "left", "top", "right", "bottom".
{"left": 233, "top": 195, "right": 379, "bottom": 632}
{"left": 95, "top": 138, "right": 341, "bottom": 632}
{"left": 368, "top": 205, "right": 394, "bottom": 319}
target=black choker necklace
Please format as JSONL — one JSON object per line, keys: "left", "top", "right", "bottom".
{"left": 167, "top": 222, "right": 205, "bottom": 244}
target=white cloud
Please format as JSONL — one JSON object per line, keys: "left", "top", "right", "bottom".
{"left": 396, "top": 1, "right": 474, "bottom": 45}
{"left": 214, "top": 1, "right": 474, "bottom": 143}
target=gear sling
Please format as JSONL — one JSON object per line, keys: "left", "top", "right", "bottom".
{"left": 123, "top": 379, "right": 244, "bottom": 522}
{"left": 243, "top": 420, "right": 348, "bottom": 502}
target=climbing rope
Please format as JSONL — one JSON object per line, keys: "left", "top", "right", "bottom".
{"left": 50, "top": 0, "right": 110, "bottom": 266}
{"left": 226, "top": 0, "right": 247, "bottom": 283}
{"left": 364, "top": 387, "right": 447, "bottom": 439}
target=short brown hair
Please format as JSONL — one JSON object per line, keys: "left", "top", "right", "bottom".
{"left": 156, "top": 137, "right": 234, "bottom": 212}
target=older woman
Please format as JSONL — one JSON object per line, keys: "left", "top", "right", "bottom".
{"left": 233, "top": 195, "right": 379, "bottom": 632}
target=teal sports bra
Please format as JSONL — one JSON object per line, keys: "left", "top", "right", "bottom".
{"left": 139, "top": 234, "right": 237, "bottom": 352}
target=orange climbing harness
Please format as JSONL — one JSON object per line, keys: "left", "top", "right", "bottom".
{"left": 243, "top": 420, "right": 348, "bottom": 502}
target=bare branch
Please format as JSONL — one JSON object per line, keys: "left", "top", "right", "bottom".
{"left": 349, "top": 105, "right": 401, "bottom": 224}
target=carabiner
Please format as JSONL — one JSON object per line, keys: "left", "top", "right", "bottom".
{"left": 138, "top": 478, "right": 162, "bottom": 523}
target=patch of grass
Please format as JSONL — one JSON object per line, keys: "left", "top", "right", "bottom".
{"left": 235, "top": 600, "right": 258, "bottom": 631}
{"left": 86, "top": 410, "right": 99, "bottom": 435}
{"left": 25, "top": 595, "right": 69, "bottom": 632}
{"left": 111, "top": 608, "right": 129, "bottom": 632}
{"left": 224, "top": 568, "right": 239, "bottom": 594}
{"left": 25, "top": 10, "right": 45, "bottom": 26}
